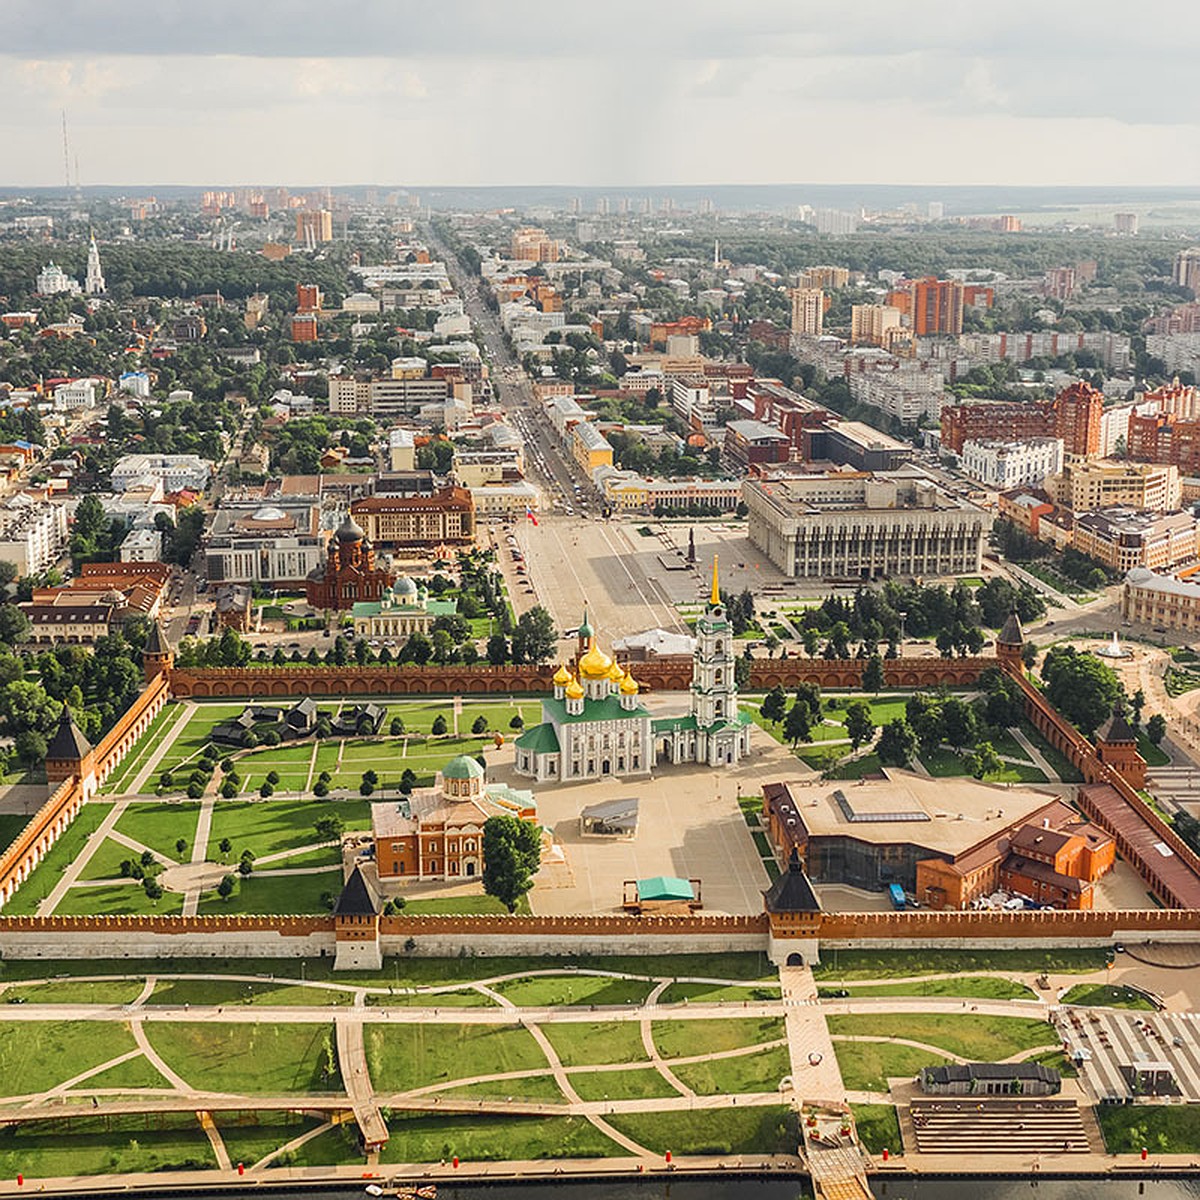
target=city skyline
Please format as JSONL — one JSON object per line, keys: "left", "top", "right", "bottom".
{"left": 3, "top": 0, "right": 1199, "bottom": 188}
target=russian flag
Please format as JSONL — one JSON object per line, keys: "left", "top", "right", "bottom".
{"left": 526, "top": 506, "right": 538, "bottom": 526}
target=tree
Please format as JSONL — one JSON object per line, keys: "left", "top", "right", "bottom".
{"left": 486, "top": 634, "right": 509, "bottom": 666}
{"left": 431, "top": 714, "right": 448, "bottom": 735}
{"left": 1021, "top": 642, "right": 1039, "bottom": 670}
{"left": 861, "top": 655, "right": 885, "bottom": 694}
{"left": 314, "top": 815, "right": 345, "bottom": 842}
{"left": 238, "top": 856, "right": 254, "bottom": 876}
{"left": 941, "top": 698, "right": 978, "bottom": 751}
{"left": 802, "top": 628, "right": 820, "bottom": 658}
{"left": 217, "top": 874, "right": 236, "bottom": 899}
{"left": 175, "top": 838, "right": 187, "bottom": 856}
{"left": 844, "top": 701, "right": 876, "bottom": 751}
{"left": 509, "top": 715, "right": 524, "bottom": 730}
{"left": 143, "top": 878, "right": 164, "bottom": 901}
{"left": 259, "top": 782, "right": 274, "bottom": 797}
{"left": 1147, "top": 713, "right": 1167, "bottom": 746}
{"left": 965, "top": 740, "right": 1004, "bottom": 780}
{"left": 266, "top": 769, "right": 280, "bottom": 785}
{"left": 313, "top": 780, "right": 330, "bottom": 797}
{"left": 783, "top": 701, "right": 813, "bottom": 747}
{"left": 510, "top": 606, "right": 557, "bottom": 665}
{"left": 0, "top": 605, "right": 29, "bottom": 645}
{"left": 218, "top": 837, "right": 232, "bottom": 859}
{"left": 1042, "top": 646, "right": 1122, "bottom": 736}
{"left": 220, "top": 779, "right": 238, "bottom": 798}
{"left": 1130, "top": 688, "right": 1146, "bottom": 727}
{"left": 760, "top": 686, "right": 787, "bottom": 725}
{"left": 482, "top": 815, "right": 542, "bottom": 913}
{"left": 877, "top": 718, "right": 917, "bottom": 767}
{"left": 471, "top": 715, "right": 488, "bottom": 735}
{"left": 13, "top": 729, "right": 47, "bottom": 767}
{"left": 389, "top": 717, "right": 405, "bottom": 736}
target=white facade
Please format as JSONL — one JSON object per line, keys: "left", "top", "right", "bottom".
{"left": 111, "top": 454, "right": 212, "bottom": 493}
{"left": 36, "top": 263, "right": 80, "bottom": 296}
{"left": 0, "top": 501, "right": 68, "bottom": 576}
{"left": 85, "top": 237, "right": 106, "bottom": 296}
{"left": 118, "top": 372, "right": 152, "bottom": 398}
{"left": 120, "top": 526, "right": 163, "bottom": 563}
{"left": 54, "top": 379, "right": 99, "bottom": 411}
{"left": 204, "top": 535, "right": 323, "bottom": 586}
{"left": 960, "top": 438, "right": 1064, "bottom": 490}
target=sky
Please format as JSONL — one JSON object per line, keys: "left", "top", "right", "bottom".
{"left": 3, "top": 0, "right": 1200, "bottom": 189}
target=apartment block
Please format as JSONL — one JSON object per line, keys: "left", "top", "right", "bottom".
{"left": 1072, "top": 508, "right": 1200, "bottom": 574}
{"left": 328, "top": 373, "right": 449, "bottom": 417}
{"left": 790, "top": 287, "right": 824, "bottom": 337}
{"left": 850, "top": 304, "right": 903, "bottom": 347}
{"left": 1046, "top": 459, "right": 1181, "bottom": 513}
{"left": 941, "top": 381, "right": 1104, "bottom": 456}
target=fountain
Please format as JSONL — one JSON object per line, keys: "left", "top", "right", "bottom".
{"left": 1096, "top": 630, "right": 1132, "bottom": 659}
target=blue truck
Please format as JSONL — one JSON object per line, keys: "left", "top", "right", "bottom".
{"left": 888, "top": 883, "right": 907, "bottom": 910}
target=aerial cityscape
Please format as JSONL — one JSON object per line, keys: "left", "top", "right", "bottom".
{"left": 2, "top": 5, "right": 1200, "bottom": 1200}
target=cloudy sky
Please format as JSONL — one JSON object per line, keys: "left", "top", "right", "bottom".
{"left": 3, "top": 0, "right": 1199, "bottom": 188}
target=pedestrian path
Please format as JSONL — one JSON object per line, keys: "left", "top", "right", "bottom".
{"left": 127, "top": 702, "right": 194, "bottom": 795}
{"left": 183, "top": 795, "right": 217, "bottom": 916}
{"left": 334, "top": 1015, "right": 388, "bottom": 1151}
{"left": 39, "top": 799, "right": 129, "bottom": 914}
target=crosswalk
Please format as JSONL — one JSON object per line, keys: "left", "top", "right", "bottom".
{"left": 1055, "top": 1008, "right": 1200, "bottom": 1101}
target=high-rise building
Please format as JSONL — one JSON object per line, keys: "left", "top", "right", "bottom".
{"left": 295, "top": 210, "right": 333, "bottom": 246}
{"left": 85, "top": 235, "right": 105, "bottom": 296}
{"left": 790, "top": 287, "right": 824, "bottom": 337}
{"left": 850, "top": 304, "right": 902, "bottom": 347}
{"left": 1173, "top": 248, "right": 1200, "bottom": 296}
{"left": 941, "top": 381, "right": 1105, "bottom": 456}
{"left": 510, "top": 227, "right": 560, "bottom": 262}
{"left": 799, "top": 266, "right": 849, "bottom": 291}
{"left": 891, "top": 277, "right": 964, "bottom": 337}
{"left": 296, "top": 283, "right": 322, "bottom": 313}
{"left": 1114, "top": 212, "right": 1139, "bottom": 235}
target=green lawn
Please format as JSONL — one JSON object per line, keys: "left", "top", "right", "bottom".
{"left": 289, "top": 1123, "right": 366, "bottom": 1168}
{"left": 436, "top": 1075, "right": 565, "bottom": 1103}
{"left": 659, "top": 981, "right": 782, "bottom": 1004}
{"left": 670, "top": 1044, "right": 792, "bottom": 1095}
{"left": 379, "top": 1112, "right": 621, "bottom": 1162}
{"left": 196, "top": 869, "right": 344, "bottom": 915}
{"left": 1136, "top": 734, "right": 1170, "bottom": 767}
{"left": 53, "top": 883, "right": 185, "bottom": 917}
{"left": 1, "top": 979, "right": 145, "bottom": 1005}
{"left": 492, "top": 975, "right": 657, "bottom": 1007}
{"left": 0, "top": 1116, "right": 214, "bottom": 1178}
{"left": 652, "top": 1017, "right": 785, "bottom": 1060}
{"left": 607, "top": 1106, "right": 796, "bottom": 1156}
{"left": 821, "top": 976, "right": 1037, "bottom": 1000}
{"left": 541, "top": 1021, "right": 651, "bottom": 1067}
{"left": 205, "top": 798, "right": 372, "bottom": 861}
{"left": 1060, "top": 983, "right": 1156, "bottom": 1010}
{"left": 826, "top": 1013, "right": 1056, "bottom": 1060}
{"left": 833, "top": 1040, "right": 952, "bottom": 1092}
{"left": 920, "top": 747, "right": 969, "bottom": 776}
{"left": 1, "top": 803, "right": 113, "bottom": 916}
{"left": 1096, "top": 1105, "right": 1200, "bottom": 1154}
{"left": 76, "top": 836, "right": 147, "bottom": 881}
{"left": 99, "top": 702, "right": 189, "bottom": 795}
{"left": 113, "top": 801, "right": 201, "bottom": 862}
{"left": 153, "top": 705, "right": 246, "bottom": 775}
{"left": 78, "top": 1054, "right": 172, "bottom": 1091}
{"left": 852, "top": 1103, "right": 902, "bottom": 1154}
{"left": 145, "top": 1022, "right": 339, "bottom": 1094}
{"left": 567, "top": 1068, "right": 679, "bottom": 1102}
{"left": 148, "top": 977, "right": 353, "bottom": 1007}
{"left": 988, "top": 729, "right": 1032, "bottom": 762}
{"left": 0, "top": 1020, "right": 139, "bottom": 1095}
{"left": 217, "top": 1113, "right": 325, "bottom": 1169}
{"left": 828, "top": 752, "right": 884, "bottom": 780}
{"left": 813, "top": 947, "right": 1110, "bottom": 980}
{"left": 365, "top": 1023, "right": 547, "bottom": 1092}
{"left": 403, "top": 893, "right": 530, "bottom": 915}
{"left": 0, "top": 812, "right": 32, "bottom": 855}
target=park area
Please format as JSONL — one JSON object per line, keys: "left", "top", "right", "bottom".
{"left": 0, "top": 953, "right": 797, "bottom": 1179}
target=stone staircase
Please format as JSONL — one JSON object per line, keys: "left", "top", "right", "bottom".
{"left": 908, "top": 1098, "right": 1091, "bottom": 1155}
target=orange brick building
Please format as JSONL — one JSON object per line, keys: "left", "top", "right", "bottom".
{"left": 941, "top": 380, "right": 1104, "bottom": 456}
{"left": 372, "top": 755, "right": 539, "bottom": 882}
{"left": 886, "top": 278, "right": 964, "bottom": 336}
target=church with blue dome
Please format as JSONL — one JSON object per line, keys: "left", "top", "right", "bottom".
{"left": 514, "top": 560, "right": 752, "bottom": 783}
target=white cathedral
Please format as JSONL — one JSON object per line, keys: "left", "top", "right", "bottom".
{"left": 514, "top": 559, "right": 752, "bottom": 783}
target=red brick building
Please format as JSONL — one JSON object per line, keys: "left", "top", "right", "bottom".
{"left": 1128, "top": 409, "right": 1200, "bottom": 475}
{"left": 941, "top": 380, "right": 1104, "bottom": 456}
{"left": 886, "top": 278, "right": 964, "bottom": 336}
{"left": 305, "top": 515, "right": 396, "bottom": 611}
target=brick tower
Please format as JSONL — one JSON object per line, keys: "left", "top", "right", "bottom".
{"left": 142, "top": 618, "right": 174, "bottom": 683}
{"left": 996, "top": 610, "right": 1025, "bottom": 674}
{"left": 1094, "top": 701, "right": 1147, "bottom": 789}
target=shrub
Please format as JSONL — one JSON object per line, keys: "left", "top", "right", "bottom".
{"left": 314, "top": 781, "right": 330, "bottom": 798}
{"left": 266, "top": 770, "right": 281, "bottom": 785}
{"left": 186, "top": 782, "right": 204, "bottom": 799}
{"left": 360, "top": 779, "right": 375, "bottom": 796}
{"left": 431, "top": 714, "right": 448, "bottom": 735}
{"left": 198, "top": 756, "right": 215, "bottom": 773}
{"left": 260, "top": 782, "right": 274, "bottom": 798}
{"left": 217, "top": 875, "right": 236, "bottom": 899}
{"left": 262, "top": 729, "right": 282, "bottom": 747}
{"left": 220, "top": 780, "right": 238, "bottom": 799}
{"left": 159, "top": 771, "right": 173, "bottom": 788}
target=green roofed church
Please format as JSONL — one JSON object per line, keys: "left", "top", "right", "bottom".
{"left": 514, "top": 559, "right": 752, "bottom": 783}
{"left": 350, "top": 576, "right": 457, "bottom": 644}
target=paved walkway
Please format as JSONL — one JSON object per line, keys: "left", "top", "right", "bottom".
{"left": 39, "top": 799, "right": 129, "bottom": 914}
{"left": 127, "top": 701, "right": 194, "bottom": 795}
{"left": 183, "top": 794, "right": 217, "bottom": 916}
{"left": 1011, "top": 726, "right": 1056, "bottom": 777}
{"left": 334, "top": 1015, "right": 388, "bottom": 1150}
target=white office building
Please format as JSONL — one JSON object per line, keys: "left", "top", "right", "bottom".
{"left": 0, "top": 500, "right": 68, "bottom": 576}
{"left": 111, "top": 454, "right": 212, "bottom": 493}
{"left": 960, "top": 438, "right": 1064, "bottom": 490}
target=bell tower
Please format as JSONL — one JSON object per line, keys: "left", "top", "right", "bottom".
{"left": 691, "top": 558, "right": 737, "bottom": 728}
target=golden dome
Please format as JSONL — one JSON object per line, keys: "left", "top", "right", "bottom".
{"left": 620, "top": 669, "right": 639, "bottom": 695}
{"left": 564, "top": 676, "right": 584, "bottom": 700}
{"left": 552, "top": 664, "right": 572, "bottom": 686}
{"left": 577, "top": 635, "right": 613, "bottom": 679}
{"left": 607, "top": 659, "right": 625, "bottom": 682}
